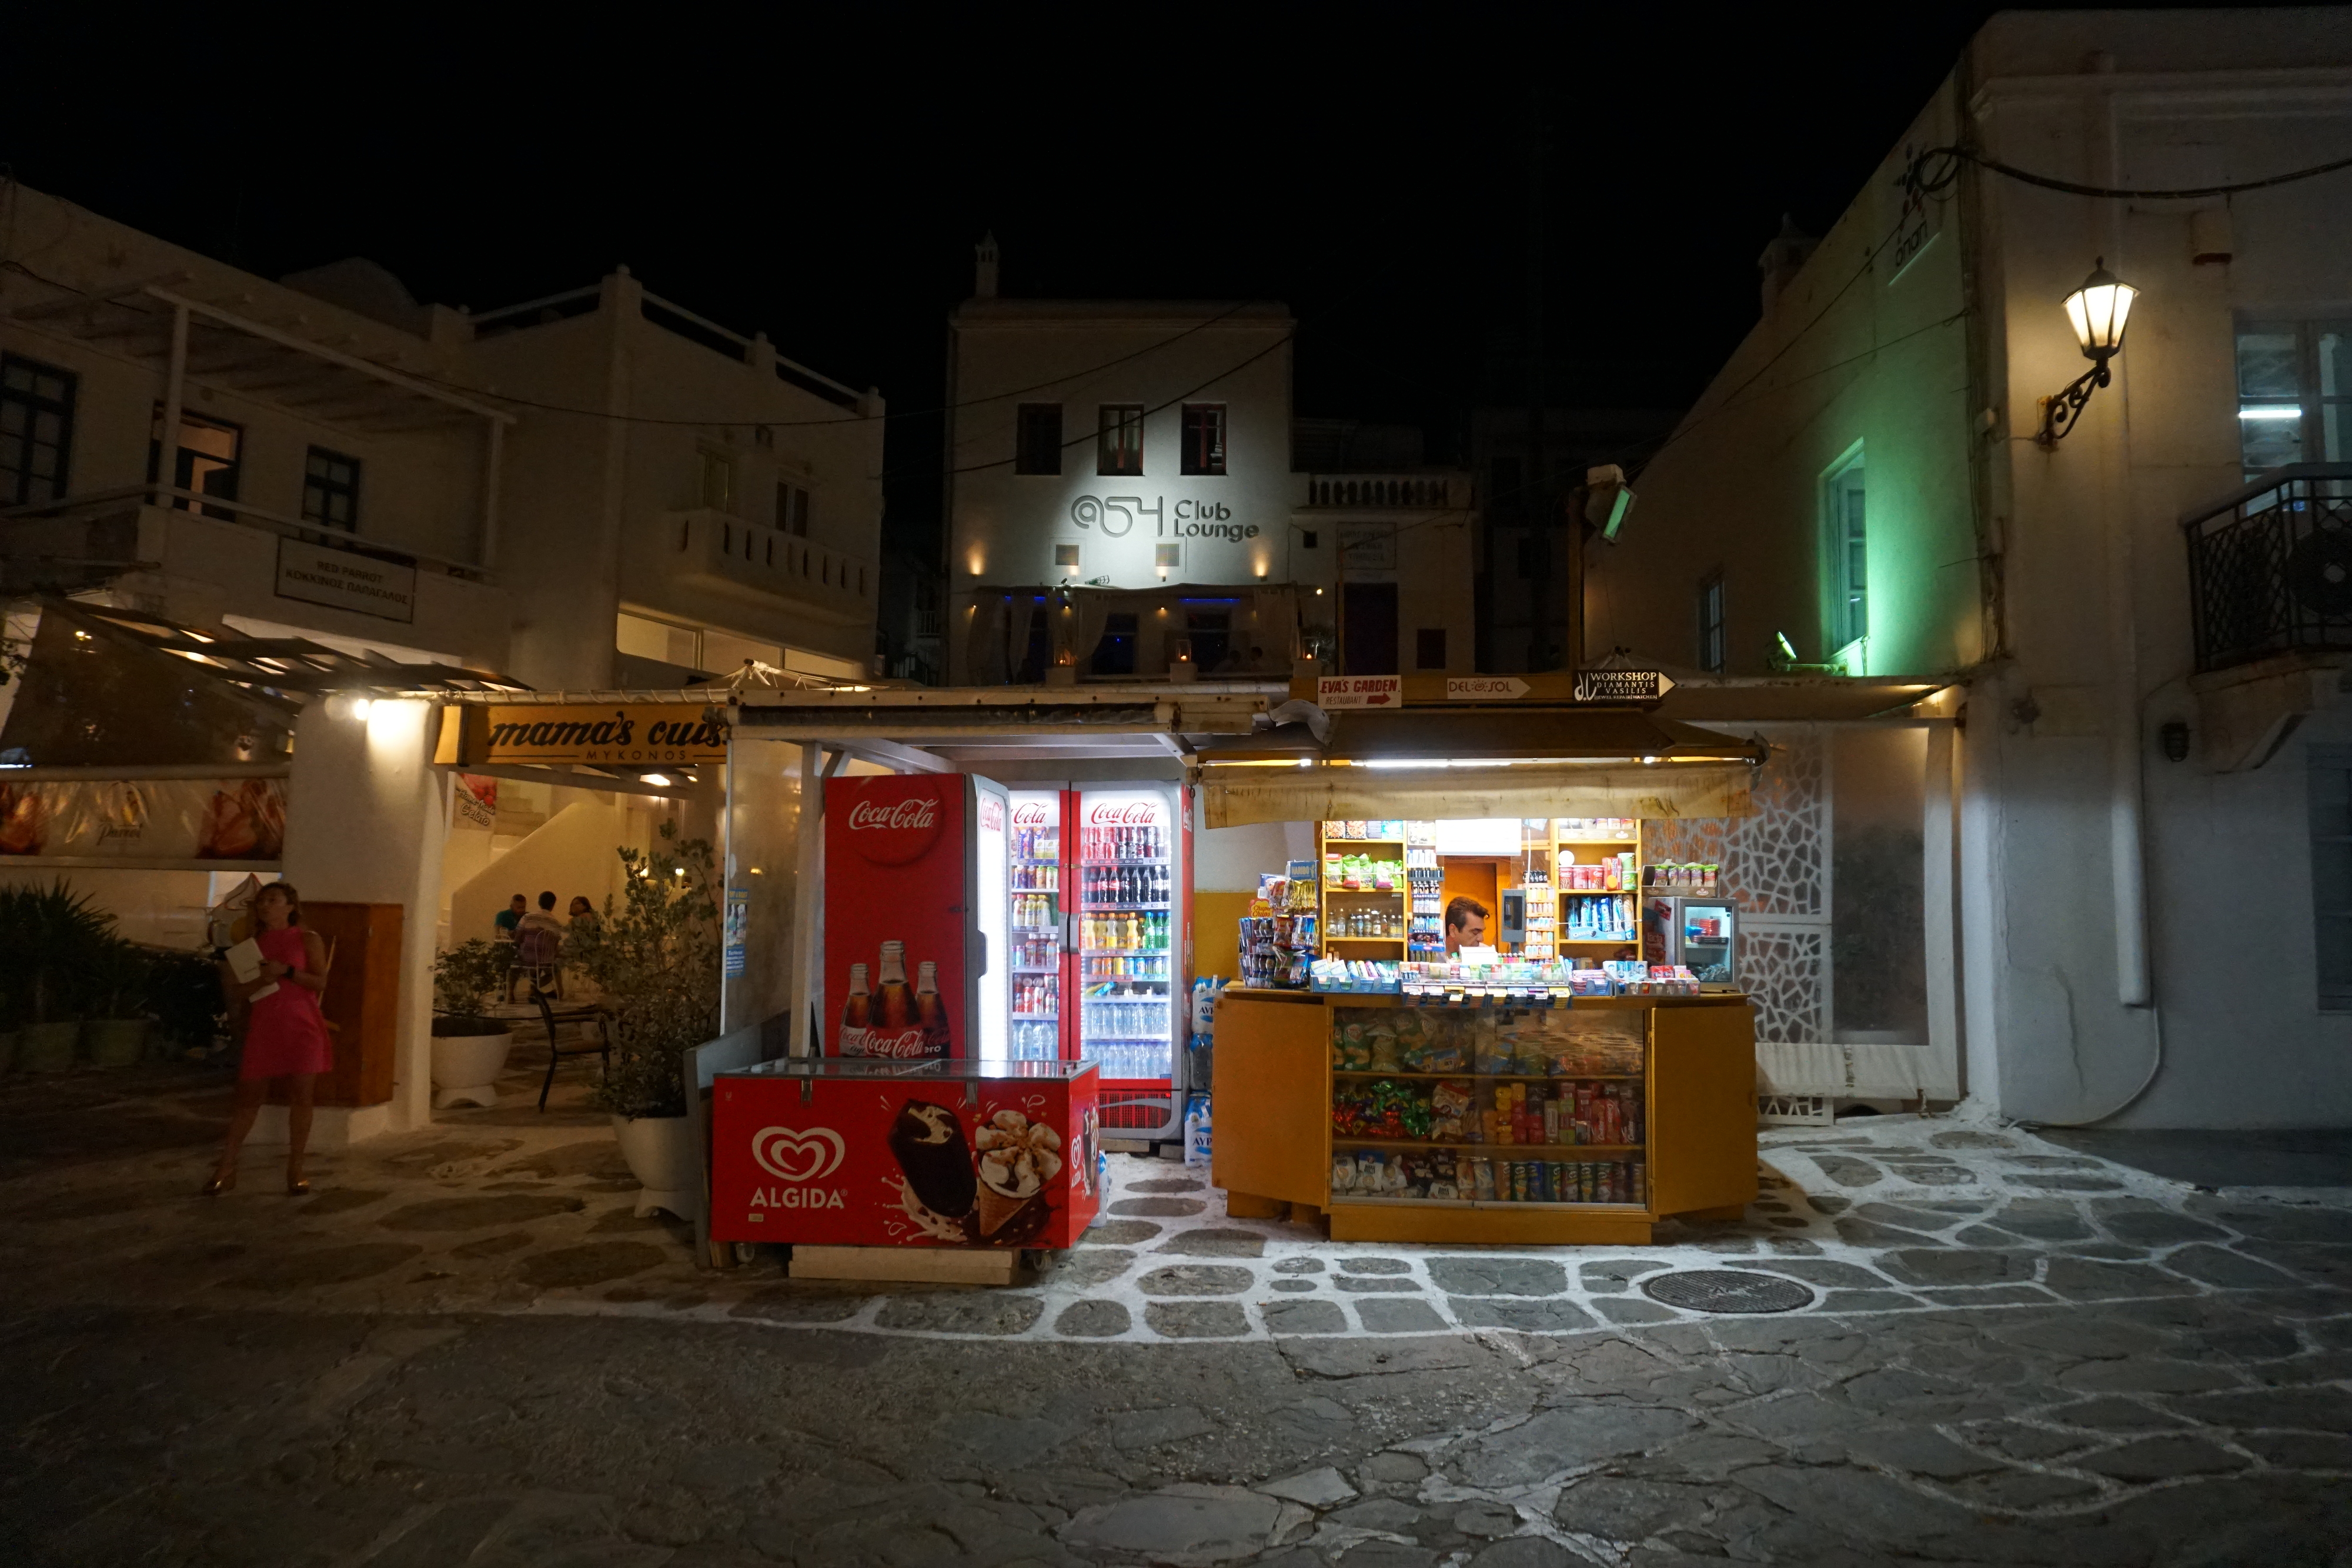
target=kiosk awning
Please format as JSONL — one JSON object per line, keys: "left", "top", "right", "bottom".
{"left": 1198, "top": 761, "right": 1756, "bottom": 827}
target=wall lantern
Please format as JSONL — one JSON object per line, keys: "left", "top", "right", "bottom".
{"left": 2038, "top": 258, "right": 2138, "bottom": 445}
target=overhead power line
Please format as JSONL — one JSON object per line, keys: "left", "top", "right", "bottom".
{"left": 1907, "top": 143, "right": 2352, "bottom": 203}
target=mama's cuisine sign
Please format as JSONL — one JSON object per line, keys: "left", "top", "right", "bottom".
{"left": 435, "top": 704, "right": 729, "bottom": 769}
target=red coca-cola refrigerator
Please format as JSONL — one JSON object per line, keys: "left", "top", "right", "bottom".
{"left": 823, "top": 773, "right": 1190, "bottom": 1146}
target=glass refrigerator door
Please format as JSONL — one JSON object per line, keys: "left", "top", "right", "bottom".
{"left": 1076, "top": 786, "right": 1174, "bottom": 1082}
{"left": 1680, "top": 901, "right": 1736, "bottom": 984}
{"left": 974, "top": 780, "right": 1009, "bottom": 1064}
{"left": 1004, "top": 790, "right": 1064, "bottom": 1063}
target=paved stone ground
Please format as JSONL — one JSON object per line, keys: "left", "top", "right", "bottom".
{"left": 1, "top": 1058, "right": 2347, "bottom": 1564}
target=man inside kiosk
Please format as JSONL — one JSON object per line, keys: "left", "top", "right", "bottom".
{"left": 1444, "top": 897, "right": 1488, "bottom": 955}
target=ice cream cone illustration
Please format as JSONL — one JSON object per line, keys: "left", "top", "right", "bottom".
{"left": 973, "top": 1109, "right": 1062, "bottom": 1240}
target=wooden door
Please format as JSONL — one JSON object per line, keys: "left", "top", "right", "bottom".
{"left": 299, "top": 901, "right": 402, "bottom": 1106}
{"left": 1210, "top": 994, "right": 1329, "bottom": 1206}
{"left": 1647, "top": 999, "right": 1757, "bottom": 1218}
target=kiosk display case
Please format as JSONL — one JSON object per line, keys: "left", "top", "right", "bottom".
{"left": 1212, "top": 989, "right": 1753, "bottom": 1244}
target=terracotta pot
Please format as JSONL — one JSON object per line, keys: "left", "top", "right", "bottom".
{"left": 82, "top": 1018, "right": 148, "bottom": 1068}
{"left": 16, "top": 1021, "right": 79, "bottom": 1074}
{"left": 612, "top": 1113, "right": 696, "bottom": 1220}
{"left": 430, "top": 1028, "right": 514, "bottom": 1109}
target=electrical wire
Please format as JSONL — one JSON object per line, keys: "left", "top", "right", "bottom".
{"left": 1908, "top": 142, "right": 2352, "bottom": 203}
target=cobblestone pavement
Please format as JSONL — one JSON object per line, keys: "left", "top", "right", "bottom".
{"left": 1, "top": 1060, "right": 2347, "bottom": 1564}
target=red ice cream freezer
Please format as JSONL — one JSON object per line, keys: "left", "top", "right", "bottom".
{"left": 709, "top": 1059, "right": 1102, "bottom": 1249}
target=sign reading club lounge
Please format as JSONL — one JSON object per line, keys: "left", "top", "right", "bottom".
{"left": 435, "top": 703, "right": 729, "bottom": 768}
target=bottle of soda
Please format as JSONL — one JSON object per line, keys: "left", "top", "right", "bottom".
{"left": 876, "top": 941, "right": 914, "bottom": 1048}
{"left": 839, "top": 962, "right": 871, "bottom": 1056}
{"left": 915, "top": 959, "right": 950, "bottom": 1058}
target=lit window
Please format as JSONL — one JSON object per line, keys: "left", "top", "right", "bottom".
{"left": 0, "top": 354, "right": 75, "bottom": 506}
{"left": 1015, "top": 404, "right": 1063, "bottom": 474}
{"left": 1097, "top": 404, "right": 1144, "bottom": 477}
{"left": 1697, "top": 571, "right": 1725, "bottom": 673}
{"left": 1823, "top": 447, "right": 1866, "bottom": 654}
{"left": 2237, "top": 322, "right": 2352, "bottom": 480}
{"left": 303, "top": 447, "right": 361, "bottom": 533}
{"left": 149, "top": 406, "right": 242, "bottom": 519}
{"left": 1180, "top": 404, "right": 1226, "bottom": 476}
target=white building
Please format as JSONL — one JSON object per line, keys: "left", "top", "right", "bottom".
{"left": 1593, "top": 9, "right": 2352, "bottom": 1128}
{"left": 0, "top": 181, "right": 883, "bottom": 691}
{"left": 944, "top": 245, "right": 1475, "bottom": 683}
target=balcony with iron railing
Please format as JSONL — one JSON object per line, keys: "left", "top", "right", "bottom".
{"left": 2183, "top": 464, "right": 2352, "bottom": 674}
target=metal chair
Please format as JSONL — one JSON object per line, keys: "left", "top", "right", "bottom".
{"left": 530, "top": 984, "right": 611, "bottom": 1112}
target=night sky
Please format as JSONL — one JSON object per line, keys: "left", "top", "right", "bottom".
{"left": 0, "top": 8, "right": 2190, "bottom": 557}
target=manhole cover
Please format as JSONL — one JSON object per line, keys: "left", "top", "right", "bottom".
{"left": 1641, "top": 1269, "right": 1815, "bottom": 1315}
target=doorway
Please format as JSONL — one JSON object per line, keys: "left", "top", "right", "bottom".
{"left": 1342, "top": 583, "right": 1398, "bottom": 675}
{"left": 1439, "top": 858, "right": 1498, "bottom": 947}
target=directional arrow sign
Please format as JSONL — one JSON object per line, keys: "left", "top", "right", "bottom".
{"left": 1572, "top": 670, "right": 1677, "bottom": 703}
{"left": 1445, "top": 676, "right": 1531, "bottom": 701}
{"left": 1318, "top": 675, "right": 1401, "bottom": 710}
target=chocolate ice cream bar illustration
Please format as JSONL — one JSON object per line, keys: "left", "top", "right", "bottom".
{"left": 888, "top": 1100, "right": 976, "bottom": 1219}
{"left": 973, "top": 1109, "right": 1062, "bottom": 1238}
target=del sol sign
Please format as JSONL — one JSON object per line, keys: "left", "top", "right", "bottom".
{"left": 435, "top": 703, "right": 729, "bottom": 768}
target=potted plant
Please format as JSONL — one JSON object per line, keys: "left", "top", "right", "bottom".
{"left": 570, "top": 823, "right": 719, "bottom": 1218}
{"left": 81, "top": 938, "right": 153, "bottom": 1067}
{"left": 429, "top": 938, "right": 515, "bottom": 1108}
{"left": 11, "top": 881, "right": 110, "bottom": 1072}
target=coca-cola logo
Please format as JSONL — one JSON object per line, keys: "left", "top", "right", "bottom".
{"left": 841, "top": 781, "right": 945, "bottom": 865}
{"left": 1011, "top": 801, "right": 1049, "bottom": 826}
{"left": 980, "top": 795, "right": 1004, "bottom": 832}
{"left": 1087, "top": 798, "right": 1163, "bottom": 828}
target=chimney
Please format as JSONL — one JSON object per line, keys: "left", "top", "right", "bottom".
{"left": 974, "top": 232, "right": 1000, "bottom": 299}
{"left": 1758, "top": 213, "right": 1818, "bottom": 319}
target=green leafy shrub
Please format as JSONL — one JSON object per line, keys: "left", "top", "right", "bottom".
{"left": 0, "top": 880, "right": 116, "bottom": 1027}
{"left": 569, "top": 823, "right": 719, "bottom": 1119}
{"left": 432, "top": 938, "right": 513, "bottom": 1036}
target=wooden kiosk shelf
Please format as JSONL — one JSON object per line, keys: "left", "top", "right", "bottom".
{"left": 1211, "top": 988, "right": 1754, "bottom": 1245}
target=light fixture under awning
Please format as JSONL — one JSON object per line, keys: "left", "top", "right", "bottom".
{"left": 1197, "top": 707, "right": 1766, "bottom": 765}
{"left": 1198, "top": 761, "right": 1758, "bottom": 828}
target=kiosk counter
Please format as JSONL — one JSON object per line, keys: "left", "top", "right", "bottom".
{"left": 1212, "top": 989, "right": 1755, "bottom": 1245}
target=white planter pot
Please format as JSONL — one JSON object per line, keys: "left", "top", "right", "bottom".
{"left": 612, "top": 1113, "right": 696, "bottom": 1220}
{"left": 430, "top": 1029, "right": 514, "bottom": 1109}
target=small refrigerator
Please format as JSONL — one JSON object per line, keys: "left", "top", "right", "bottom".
{"left": 831, "top": 775, "right": 1188, "bottom": 1148}
{"left": 1640, "top": 895, "right": 1738, "bottom": 984}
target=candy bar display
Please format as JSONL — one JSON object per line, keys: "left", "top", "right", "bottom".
{"left": 1324, "top": 1004, "right": 1649, "bottom": 1209}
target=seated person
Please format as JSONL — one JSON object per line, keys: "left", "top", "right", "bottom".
{"left": 493, "top": 892, "right": 527, "bottom": 941}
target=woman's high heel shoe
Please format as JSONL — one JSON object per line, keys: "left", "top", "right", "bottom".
{"left": 202, "top": 1170, "right": 236, "bottom": 1196}
{"left": 286, "top": 1176, "right": 311, "bottom": 1196}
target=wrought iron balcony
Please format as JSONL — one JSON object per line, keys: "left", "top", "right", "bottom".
{"left": 2183, "top": 464, "right": 2352, "bottom": 674}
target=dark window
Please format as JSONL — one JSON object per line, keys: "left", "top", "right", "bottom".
{"left": 1097, "top": 404, "right": 1144, "bottom": 477}
{"left": 2311, "top": 745, "right": 2352, "bottom": 1010}
{"left": 1015, "top": 603, "right": 1048, "bottom": 683}
{"left": 1301, "top": 529, "right": 1318, "bottom": 550}
{"left": 1015, "top": 404, "right": 1063, "bottom": 474}
{"left": 1186, "top": 607, "right": 1231, "bottom": 672}
{"left": 1091, "top": 611, "right": 1138, "bottom": 676}
{"left": 1342, "top": 582, "right": 1399, "bottom": 676}
{"left": 1825, "top": 450, "right": 1867, "bottom": 651}
{"left": 1488, "top": 454, "right": 1523, "bottom": 522}
{"left": 1180, "top": 404, "right": 1226, "bottom": 475}
{"left": 776, "top": 482, "right": 810, "bottom": 536}
{"left": 1516, "top": 532, "right": 1548, "bottom": 580}
{"left": 148, "top": 406, "right": 242, "bottom": 518}
{"left": 1415, "top": 627, "right": 1447, "bottom": 670}
{"left": 0, "top": 354, "right": 76, "bottom": 506}
{"left": 303, "top": 447, "right": 361, "bottom": 532}
{"left": 1697, "top": 570, "right": 1726, "bottom": 673}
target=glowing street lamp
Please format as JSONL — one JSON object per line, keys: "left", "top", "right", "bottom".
{"left": 2039, "top": 258, "right": 2139, "bottom": 445}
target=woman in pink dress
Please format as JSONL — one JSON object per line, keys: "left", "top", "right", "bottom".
{"left": 205, "top": 882, "right": 335, "bottom": 1195}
